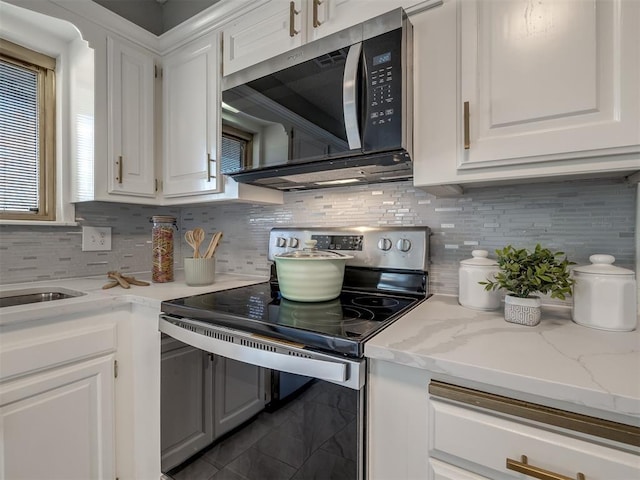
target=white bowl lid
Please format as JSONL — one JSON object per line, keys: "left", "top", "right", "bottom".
{"left": 460, "top": 250, "right": 498, "bottom": 267}
{"left": 573, "top": 254, "right": 635, "bottom": 276}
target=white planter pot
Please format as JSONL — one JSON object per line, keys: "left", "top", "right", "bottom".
{"left": 504, "top": 295, "right": 541, "bottom": 326}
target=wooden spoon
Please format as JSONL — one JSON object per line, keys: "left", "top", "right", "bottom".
{"left": 192, "top": 227, "right": 205, "bottom": 258}
{"left": 204, "top": 231, "right": 223, "bottom": 258}
{"left": 185, "top": 230, "right": 198, "bottom": 258}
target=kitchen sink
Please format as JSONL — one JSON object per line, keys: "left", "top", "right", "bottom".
{"left": 0, "top": 287, "right": 86, "bottom": 308}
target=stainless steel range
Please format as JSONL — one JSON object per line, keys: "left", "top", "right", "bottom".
{"left": 159, "top": 226, "right": 430, "bottom": 479}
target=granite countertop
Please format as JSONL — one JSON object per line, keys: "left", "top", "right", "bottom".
{"left": 0, "top": 271, "right": 268, "bottom": 326}
{"left": 365, "top": 294, "right": 640, "bottom": 425}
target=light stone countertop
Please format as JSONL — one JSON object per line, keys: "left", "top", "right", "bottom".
{"left": 4, "top": 277, "right": 639, "bottom": 427}
{"left": 365, "top": 294, "right": 640, "bottom": 425}
{"left": 0, "top": 271, "right": 268, "bottom": 326}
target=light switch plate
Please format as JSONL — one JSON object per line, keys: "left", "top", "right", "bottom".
{"left": 82, "top": 226, "right": 112, "bottom": 251}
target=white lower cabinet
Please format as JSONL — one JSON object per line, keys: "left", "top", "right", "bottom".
{"left": 367, "top": 359, "right": 432, "bottom": 479}
{"left": 367, "top": 359, "right": 640, "bottom": 480}
{"left": 1, "top": 355, "right": 115, "bottom": 480}
{"left": 429, "top": 384, "right": 640, "bottom": 480}
{"left": 0, "top": 316, "right": 119, "bottom": 480}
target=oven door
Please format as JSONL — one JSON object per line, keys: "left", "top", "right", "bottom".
{"left": 159, "top": 315, "right": 365, "bottom": 390}
{"left": 160, "top": 315, "right": 365, "bottom": 480}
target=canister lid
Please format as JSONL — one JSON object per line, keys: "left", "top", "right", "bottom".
{"left": 151, "top": 215, "right": 176, "bottom": 223}
{"left": 573, "top": 254, "right": 635, "bottom": 276}
{"left": 460, "top": 250, "right": 498, "bottom": 267}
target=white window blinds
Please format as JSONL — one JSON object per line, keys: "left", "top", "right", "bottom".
{"left": 0, "top": 59, "right": 40, "bottom": 213}
{"left": 0, "top": 38, "right": 56, "bottom": 221}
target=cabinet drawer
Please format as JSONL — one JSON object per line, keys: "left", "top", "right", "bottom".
{"left": 430, "top": 398, "right": 640, "bottom": 480}
{"left": 0, "top": 323, "right": 117, "bottom": 381}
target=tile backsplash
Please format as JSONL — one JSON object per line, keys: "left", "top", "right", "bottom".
{"left": 0, "top": 178, "right": 636, "bottom": 305}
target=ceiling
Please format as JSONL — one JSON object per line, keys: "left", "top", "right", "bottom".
{"left": 92, "top": 0, "right": 220, "bottom": 35}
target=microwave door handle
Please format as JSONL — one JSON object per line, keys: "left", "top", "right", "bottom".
{"left": 343, "top": 42, "right": 362, "bottom": 150}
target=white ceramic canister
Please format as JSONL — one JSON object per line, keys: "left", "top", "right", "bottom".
{"left": 458, "top": 250, "right": 501, "bottom": 311}
{"left": 572, "top": 254, "right": 637, "bottom": 331}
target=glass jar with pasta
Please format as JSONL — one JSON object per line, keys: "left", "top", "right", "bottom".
{"left": 151, "top": 215, "right": 177, "bottom": 283}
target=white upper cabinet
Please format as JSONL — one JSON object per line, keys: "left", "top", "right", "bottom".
{"left": 459, "top": 0, "right": 640, "bottom": 168}
{"left": 107, "top": 35, "right": 156, "bottom": 197}
{"left": 162, "top": 32, "right": 221, "bottom": 197}
{"left": 223, "top": 0, "right": 423, "bottom": 76}
{"left": 223, "top": 0, "right": 303, "bottom": 76}
{"left": 305, "top": 0, "right": 422, "bottom": 42}
{"left": 413, "top": 0, "right": 640, "bottom": 194}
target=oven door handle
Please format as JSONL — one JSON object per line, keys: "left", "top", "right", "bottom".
{"left": 159, "top": 317, "right": 357, "bottom": 386}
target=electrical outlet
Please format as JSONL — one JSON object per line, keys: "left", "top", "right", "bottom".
{"left": 82, "top": 226, "right": 112, "bottom": 252}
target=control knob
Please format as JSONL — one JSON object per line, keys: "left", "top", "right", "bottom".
{"left": 397, "top": 238, "right": 412, "bottom": 252}
{"left": 377, "top": 237, "right": 392, "bottom": 251}
{"left": 276, "top": 237, "right": 287, "bottom": 248}
{"left": 287, "top": 237, "right": 299, "bottom": 248}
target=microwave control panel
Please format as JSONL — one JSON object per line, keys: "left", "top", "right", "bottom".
{"left": 362, "top": 28, "right": 404, "bottom": 150}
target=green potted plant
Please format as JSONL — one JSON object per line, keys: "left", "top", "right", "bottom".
{"left": 480, "top": 244, "right": 574, "bottom": 326}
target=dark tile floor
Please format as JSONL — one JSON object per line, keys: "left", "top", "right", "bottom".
{"left": 167, "top": 381, "right": 359, "bottom": 480}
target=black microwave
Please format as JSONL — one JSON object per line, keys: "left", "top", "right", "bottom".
{"left": 221, "top": 8, "right": 413, "bottom": 191}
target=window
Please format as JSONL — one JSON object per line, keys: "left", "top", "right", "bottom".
{"left": 221, "top": 124, "right": 253, "bottom": 175}
{"left": 0, "top": 39, "right": 56, "bottom": 221}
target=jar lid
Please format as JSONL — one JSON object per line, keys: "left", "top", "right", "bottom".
{"left": 275, "top": 240, "right": 352, "bottom": 260}
{"left": 460, "top": 250, "right": 498, "bottom": 267}
{"left": 151, "top": 215, "right": 176, "bottom": 223}
{"left": 573, "top": 254, "right": 635, "bottom": 276}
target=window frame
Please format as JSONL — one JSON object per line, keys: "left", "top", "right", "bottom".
{"left": 221, "top": 123, "right": 254, "bottom": 173}
{"left": 0, "top": 39, "right": 56, "bottom": 221}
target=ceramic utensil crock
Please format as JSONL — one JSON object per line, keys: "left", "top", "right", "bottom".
{"left": 274, "top": 240, "right": 353, "bottom": 302}
{"left": 572, "top": 254, "right": 637, "bottom": 331}
{"left": 459, "top": 250, "right": 501, "bottom": 310}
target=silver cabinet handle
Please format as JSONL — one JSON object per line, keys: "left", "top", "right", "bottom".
{"left": 116, "top": 155, "right": 123, "bottom": 184}
{"left": 207, "top": 153, "right": 212, "bottom": 182}
{"left": 463, "top": 101, "right": 470, "bottom": 150}
{"left": 313, "top": 0, "right": 323, "bottom": 28}
{"left": 289, "top": 1, "right": 300, "bottom": 37}
{"left": 343, "top": 42, "right": 362, "bottom": 150}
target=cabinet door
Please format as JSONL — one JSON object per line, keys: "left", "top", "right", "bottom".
{"left": 459, "top": 0, "right": 640, "bottom": 169}
{"left": 160, "top": 338, "right": 214, "bottom": 471}
{"left": 162, "top": 33, "right": 220, "bottom": 197}
{"left": 214, "top": 357, "right": 265, "bottom": 438}
{"left": 107, "top": 36, "right": 156, "bottom": 197}
{"left": 223, "top": 0, "right": 303, "bottom": 76}
{"left": 0, "top": 355, "right": 115, "bottom": 480}
{"left": 307, "top": 0, "right": 422, "bottom": 42}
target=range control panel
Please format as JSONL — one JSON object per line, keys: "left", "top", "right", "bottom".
{"left": 312, "top": 234, "right": 363, "bottom": 251}
{"left": 269, "top": 227, "right": 430, "bottom": 272}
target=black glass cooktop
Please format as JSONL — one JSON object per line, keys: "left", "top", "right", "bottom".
{"left": 161, "top": 282, "right": 422, "bottom": 358}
